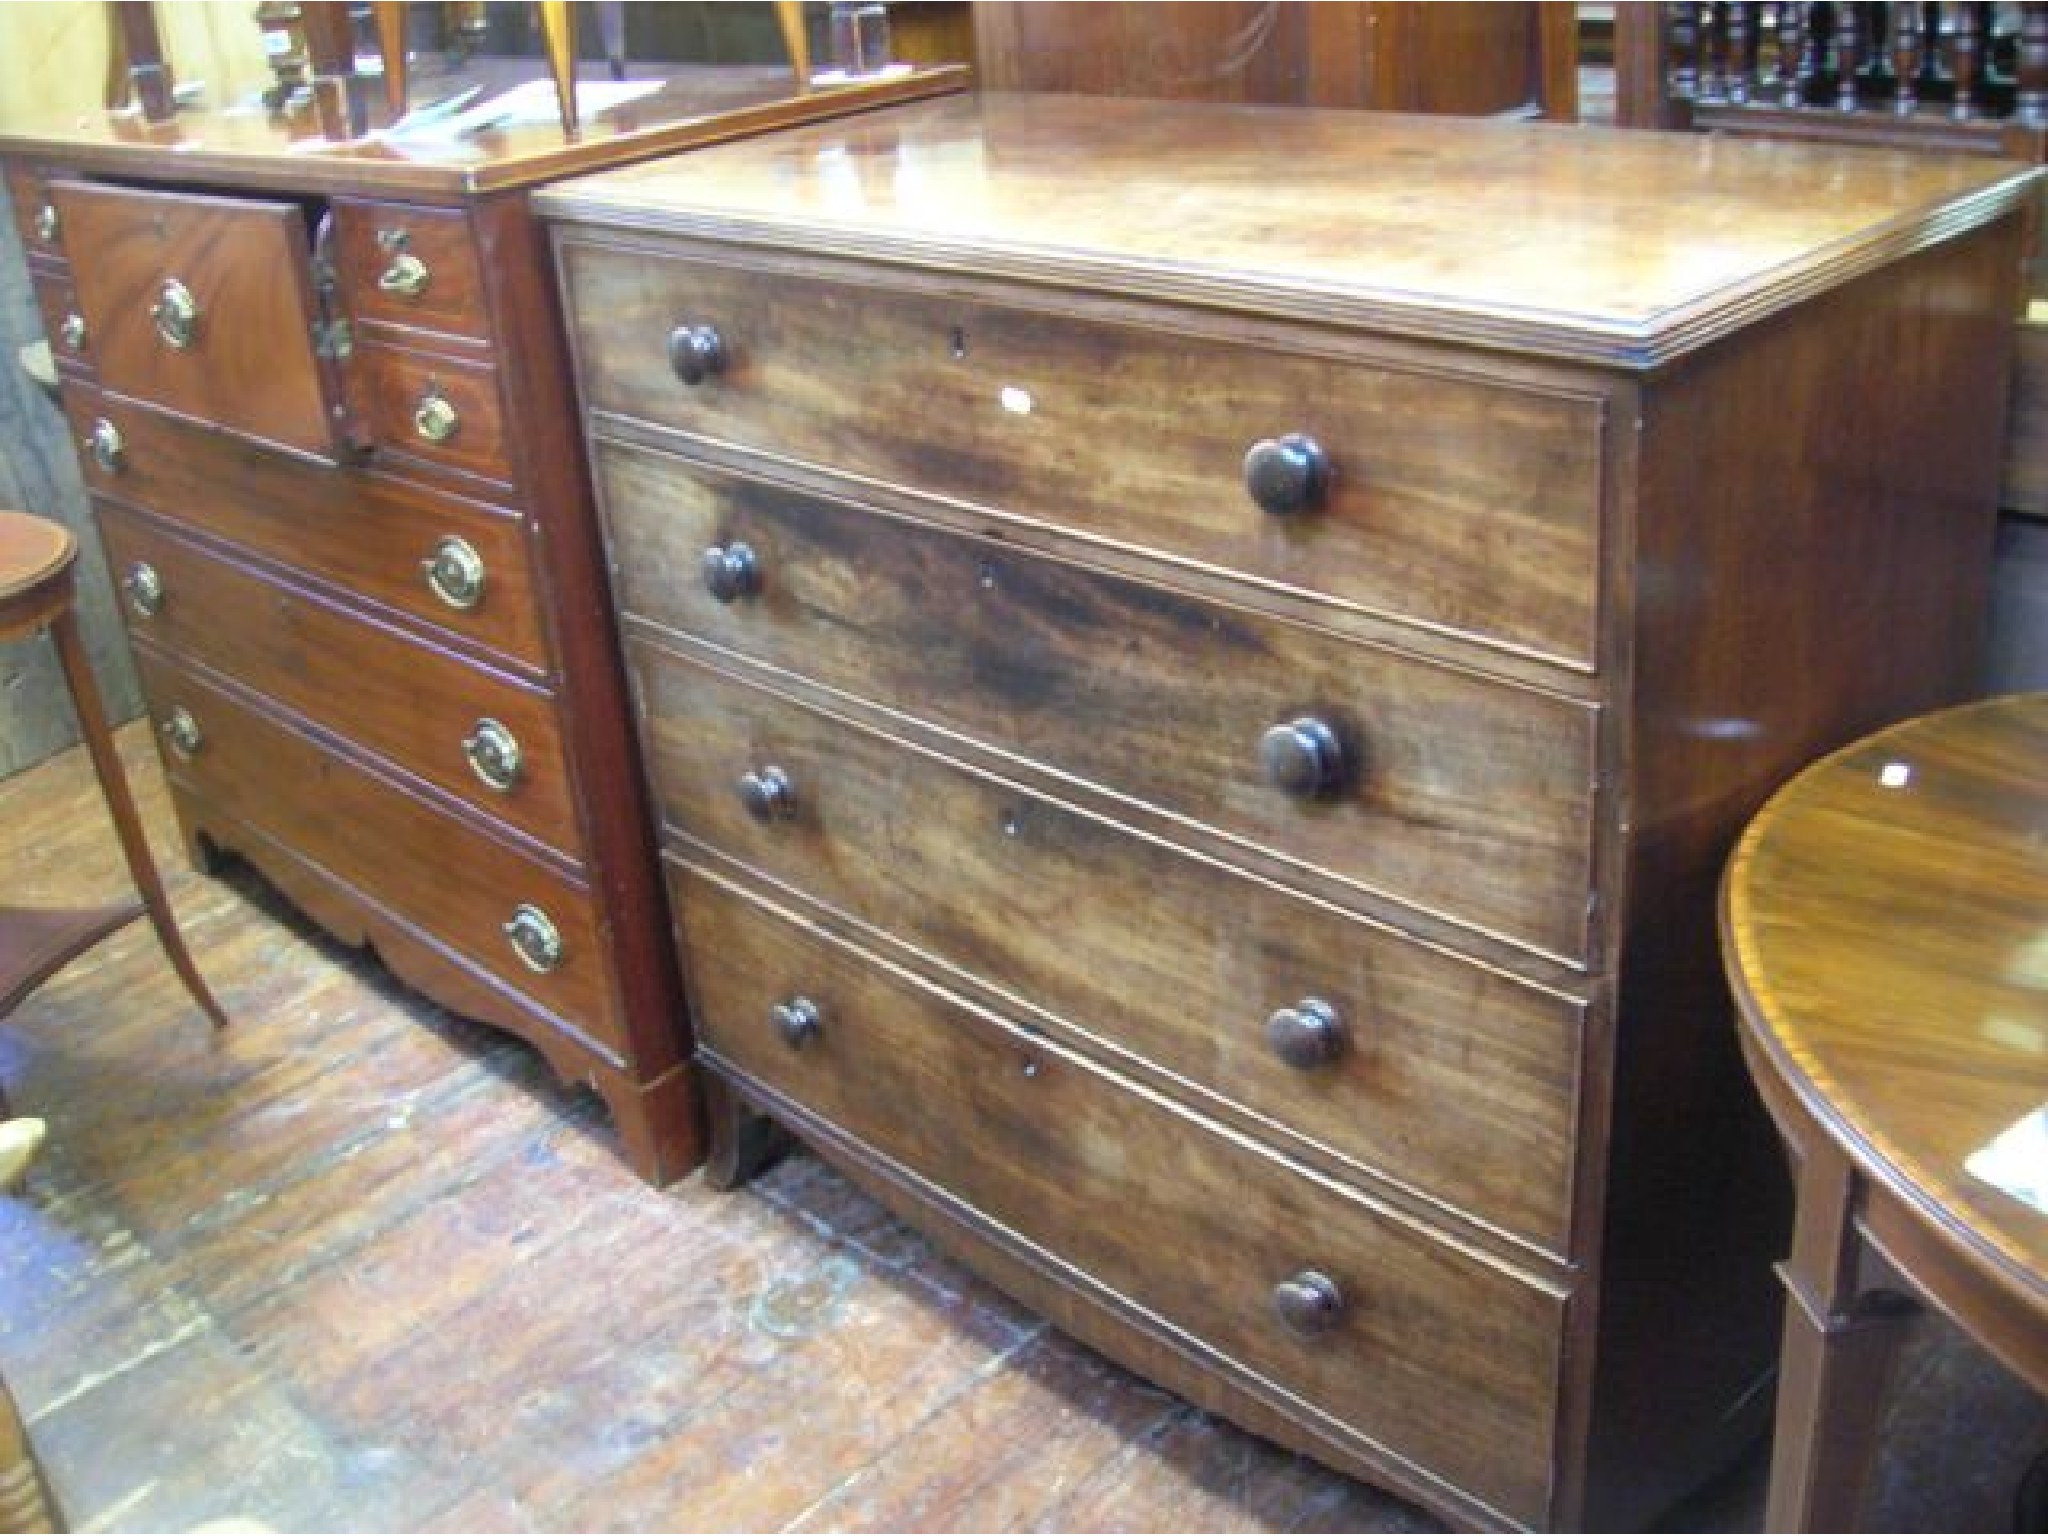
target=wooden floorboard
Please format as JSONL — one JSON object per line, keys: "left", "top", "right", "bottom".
{"left": 0, "top": 724, "right": 2038, "bottom": 1533}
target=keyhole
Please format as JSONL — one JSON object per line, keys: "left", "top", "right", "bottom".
{"left": 999, "top": 807, "right": 1022, "bottom": 838}
{"left": 949, "top": 326, "right": 968, "bottom": 360}
{"left": 976, "top": 558, "right": 998, "bottom": 591}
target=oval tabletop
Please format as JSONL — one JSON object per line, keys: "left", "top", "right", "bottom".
{"left": 0, "top": 511, "right": 75, "bottom": 608}
{"left": 1722, "top": 694, "right": 2048, "bottom": 1345}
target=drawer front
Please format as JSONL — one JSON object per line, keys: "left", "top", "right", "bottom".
{"left": 681, "top": 867, "right": 1563, "bottom": 1526}
{"left": 332, "top": 200, "right": 488, "bottom": 342}
{"left": 65, "top": 387, "right": 550, "bottom": 671}
{"left": 563, "top": 240, "right": 1603, "bottom": 667}
{"left": 636, "top": 639, "right": 1582, "bottom": 1254}
{"left": 30, "top": 269, "right": 89, "bottom": 371}
{"left": 5, "top": 160, "right": 68, "bottom": 261}
{"left": 49, "top": 179, "right": 341, "bottom": 460}
{"left": 102, "top": 507, "right": 581, "bottom": 860}
{"left": 135, "top": 648, "right": 622, "bottom": 1054}
{"left": 602, "top": 445, "right": 1599, "bottom": 963}
{"left": 354, "top": 340, "right": 513, "bottom": 488}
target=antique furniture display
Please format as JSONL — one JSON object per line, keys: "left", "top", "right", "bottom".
{"left": 1722, "top": 694, "right": 2048, "bottom": 1531}
{"left": 0, "top": 509, "right": 223, "bottom": 1042}
{"left": 0, "top": 53, "right": 968, "bottom": 1184}
{"left": 541, "top": 92, "right": 2037, "bottom": 1526}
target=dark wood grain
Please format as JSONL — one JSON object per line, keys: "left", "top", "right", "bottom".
{"left": 331, "top": 199, "right": 489, "bottom": 344}
{"left": 552, "top": 91, "right": 2030, "bottom": 1529}
{"left": 561, "top": 240, "right": 1607, "bottom": 668}
{"left": 351, "top": 339, "right": 513, "bottom": 491}
{"left": 132, "top": 646, "right": 620, "bottom": 1060}
{"left": 0, "top": 67, "right": 971, "bottom": 201}
{"left": 534, "top": 93, "right": 2040, "bottom": 369}
{"left": 679, "top": 866, "right": 1565, "bottom": 1529}
{"left": 634, "top": 639, "right": 1584, "bottom": 1257}
{"left": 96, "top": 505, "right": 580, "bottom": 862}
{"left": 598, "top": 443, "right": 1598, "bottom": 966}
{"left": 969, "top": 4, "right": 1562, "bottom": 116}
{"left": 26, "top": 268, "right": 86, "bottom": 375}
{"left": 60, "top": 384, "right": 551, "bottom": 674}
{"left": 48, "top": 180, "right": 341, "bottom": 461}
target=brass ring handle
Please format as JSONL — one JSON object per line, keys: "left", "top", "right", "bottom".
{"left": 462, "top": 717, "right": 523, "bottom": 793}
{"left": 1272, "top": 1270, "right": 1346, "bottom": 1339}
{"left": 377, "top": 252, "right": 431, "bottom": 298}
{"left": 33, "top": 203, "right": 59, "bottom": 244}
{"left": 159, "top": 706, "right": 202, "bottom": 761}
{"left": 151, "top": 278, "right": 199, "bottom": 350}
{"left": 738, "top": 765, "right": 796, "bottom": 822}
{"left": 771, "top": 996, "right": 823, "bottom": 1049}
{"left": 413, "top": 388, "right": 460, "bottom": 445}
{"left": 421, "top": 535, "right": 486, "bottom": 611}
{"left": 503, "top": 904, "right": 564, "bottom": 973}
{"left": 123, "top": 561, "right": 165, "bottom": 619}
{"left": 1265, "top": 998, "right": 1347, "bottom": 1070}
{"left": 84, "top": 418, "right": 125, "bottom": 474}
{"left": 58, "top": 312, "right": 86, "bottom": 353}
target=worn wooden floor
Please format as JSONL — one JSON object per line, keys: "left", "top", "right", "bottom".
{"left": 0, "top": 723, "right": 2040, "bottom": 1533}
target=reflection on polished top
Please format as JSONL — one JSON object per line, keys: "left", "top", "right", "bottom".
{"left": 0, "top": 64, "right": 969, "bottom": 201}
{"left": 1723, "top": 695, "right": 2048, "bottom": 1308}
{"left": 534, "top": 91, "right": 2041, "bottom": 365}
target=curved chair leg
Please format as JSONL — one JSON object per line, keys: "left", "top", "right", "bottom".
{"left": 48, "top": 607, "right": 226, "bottom": 1029}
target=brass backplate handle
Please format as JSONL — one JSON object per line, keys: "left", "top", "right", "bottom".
{"left": 159, "top": 706, "right": 202, "bottom": 760}
{"left": 152, "top": 277, "right": 199, "bottom": 349}
{"left": 462, "top": 717, "right": 523, "bottom": 793}
{"left": 504, "top": 904, "right": 564, "bottom": 973}
{"left": 378, "top": 252, "right": 431, "bottom": 298}
{"left": 124, "top": 561, "right": 164, "bottom": 618}
{"left": 421, "top": 536, "right": 485, "bottom": 611}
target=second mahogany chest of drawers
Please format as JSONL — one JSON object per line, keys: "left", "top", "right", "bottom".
{"left": 0, "top": 63, "right": 965, "bottom": 1183}
{"left": 543, "top": 94, "right": 2033, "bottom": 1527}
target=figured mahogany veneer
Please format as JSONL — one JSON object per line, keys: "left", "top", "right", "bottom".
{"left": 1, "top": 65, "right": 971, "bottom": 1186}
{"left": 546, "top": 95, "right": 2036, "bottom": 1526}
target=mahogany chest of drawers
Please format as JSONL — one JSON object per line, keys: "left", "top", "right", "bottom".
{"left": 0, "top": 65, "right": 963, "bottom": 1184}
{"left": 544, "top": 95, "right": 2032, "bottom": 1526}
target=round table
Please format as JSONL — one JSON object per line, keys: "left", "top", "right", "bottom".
{"left": 1722, "top": 694, "right": 2048, "bottom": 1531}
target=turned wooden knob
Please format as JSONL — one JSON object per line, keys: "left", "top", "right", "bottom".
{"left": 738, "top": 765, "right": 796, "bottom": 822}
{"left": 1265, "top": 999, "right": 1347, "bottom": 1070}
{"left": 668, "top": 323, "right": 727, "bottom": 386}
{"left": 701, "top": 541, "right": 761, "bottom": 603}
{"left": 771, "top": 995, "right": 822, "bottom": 1048}
{"left": 1260, "top": 717, "right": 1346, "bottom": 797}
{"left": 1244, "top": 434, "right": 1330, "bottom": 517}
{"left": 1272, "top": 1270, "right": 1346, "bottom": 1338}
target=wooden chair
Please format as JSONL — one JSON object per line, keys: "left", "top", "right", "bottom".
{"left": 0, "top": 511, "right": 225, "bottom": 1050}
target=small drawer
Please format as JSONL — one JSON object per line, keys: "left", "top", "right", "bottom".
{"left": 29, "top": 269, "right": 91, "bottom": 372}
{"left": 64, "top": 386, "right": 549, "bottom": 673}
{"left": 332, "top": 200, "right": 489, "bottom": 343}
{"left": 561, "top": 239, "right": 1605, "bottom": 668}
{"left": 5, "top": 160, "right": 70, "bottom": 262}
{"left": 635, "top": 642, "right": 1584, "bottom": 1254}
{"left": 49, "top": 178, "right": 346, "bottom": 461}
{"left": 680, "top": 868, "right": 1564, "bottom": 1528}
{"left": 601, "top": 444, "right": 1599, "bottom": 965}
{"left": 354, "top": 340, "right": 513, "bottom": 488}
{"left": 134, "top": 648, "right": 622, "bottom": 1055}
{"left": 101, "top": 506, "right": 580, "bottom": 862}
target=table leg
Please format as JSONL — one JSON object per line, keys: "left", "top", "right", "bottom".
{"left": 1768, "top": 1133, "right": 1918, "bottom": 1532}
{"left": 48, "top": 606, "right": 226, "bottom": 1029}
